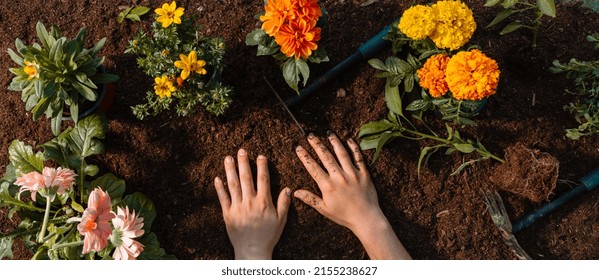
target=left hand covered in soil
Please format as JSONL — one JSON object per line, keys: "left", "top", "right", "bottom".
{"left": 214, "top": 149, "right": 291, "bottom": 260}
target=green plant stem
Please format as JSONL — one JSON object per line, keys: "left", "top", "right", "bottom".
{"left": 403, "top": 128, "right": 505, "bottom": 163}
{"left": 37, "top": 196, "right": 52, "bottom": 243}
{"left": 52, "top": 240, "right": 83, "bottom": 250}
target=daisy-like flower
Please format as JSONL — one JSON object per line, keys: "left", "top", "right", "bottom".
{"left": 155, "top": 1, "right": 185, "bottom": 28}
{"left": 274, "top": 20, "right": 321, "bottom": 60}
{"left": 111, "top": 206, "right": 145, "bottom": 260}
{"left": 78, "top": 187, "right": 115, "bottom": 254}
{"left": 15, "top": 167, "right": 77, "bottom": 202}
{"left": 154, "top": 76, "right": 176, "bottom": 99}
{"left": 260, "top": 0, "right": 297, "bottom": 37}
{"left": 23, "top": 60, "right": 40, "bottom": 80}
{"left": 174, "top": 50, "right": 207, "bottom": 80}
{"left": 398, "top": 5, "right": 436, "bottom": 40}
{"left": 418, "top": 54, "right": 450, "bottom": 98}
{"left": 15, "top": 171, "right": 45, "bottom": 202}
{"left": 445, "top": 49, "right": 500, "bottom": 100}
{"left": 429, "top": 1, "right": 476, "bottom": 50}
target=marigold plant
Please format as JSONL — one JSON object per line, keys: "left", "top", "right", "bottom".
{"left": 398, "top": 5, "right": 436, "bottom": 41}
{"left": 446, "top": 49, "right": 500, "bottom": 101}
{"left": 126, "top": 1, "right": 233, "bottom": 119}
{"left": 246, "top": 0, "right": 329, "bottom": 93}
{"left": 417, "top": 53, "right": 450, "bottom": 98}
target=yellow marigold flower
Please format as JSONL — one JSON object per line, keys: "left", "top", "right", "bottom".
{"left": 174, "top": 50, "right": 207, "bottom": 80}
{"left": 274, "top": 19, "right": 321, "bottom": 60}
{"left": 445, "top": 49, "right": 500, "bottom": 101}
{"left": 155, "top": 1, "right": 184, "bottom": 28}
{"left": 417, "top": 54, "right": 450, "bottom": 98}
{"left": 398, "top": 5, "right": 436, "bottom": 40}
{"left": 154, "top": 76, "right": 176, "bottom": 99}
{"left": 260, "top": 0, "right": 296, "bottom": 37}
{"left": 23, "top": 60, "right": 40, "bottom": 80}
{"left": 429, "top": 1, "right": 476, "bottom": 50}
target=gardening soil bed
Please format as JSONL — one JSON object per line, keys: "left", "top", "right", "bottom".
{"left": 1, "top": 0, "right": 599, "bottom": 260}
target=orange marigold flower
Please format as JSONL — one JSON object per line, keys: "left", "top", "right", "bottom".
{"left": 417, "top": 54, "right": 450, "bottom": 98}
{"left": 260, "top": 0, "right": 297, "bottom": 37}
{"left": 295, "top": 0, "right": 322, "bottom": 22}
{"left": 445, "top": 49, "right": 500, "bottom": 101}
{"left": 275, "top": 20, "right": 321, "bottom": 60}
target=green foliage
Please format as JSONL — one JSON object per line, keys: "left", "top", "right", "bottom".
{"left": 126, "top": 13, "right": 233, "bottom": 119}
{"left": 0, "top": 115, "right": 171, "bottom": 259}
{"left": 550, "top": 36, "right": 599, "bottom": 139}
{"left": 117, "top": 6, "right": 151, "bottom": 23}
{"left": 7, "top": 22, "right": 119, "bottom": 135}
{"left": 485, "top": 0, "right": 556, "bottom": 49}
{"left": 358, "top": 76, "right": 503, "bottom": 175}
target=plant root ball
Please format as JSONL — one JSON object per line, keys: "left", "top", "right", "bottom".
{"left": 490, "top": 143, "right": 559, "bottom": 202}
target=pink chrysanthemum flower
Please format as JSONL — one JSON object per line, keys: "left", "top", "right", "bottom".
{"left": 15, "top": 171, "right": 45, "bottom": 201}
{"left": 78, "top": 187, "right": 115, "bottom": 254}
{"left": 15, "top": 167, "right": 77, "bottom": 201}
{"left": 111, "top": 206, "right": 145, "bottom": 260}
{"left": 42, "top": 167, "right": 77, "bottom": 196}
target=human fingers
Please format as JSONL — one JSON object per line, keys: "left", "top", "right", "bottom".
{"left": 327, "top": 132, "right": 355, "bottom": 173}
{"left": 214, "top": 177, "right": 231, "bottom": 210}
{"left": 295, "top": 145, "right": 328, "bottom": 183}
{"left": 347, "top": 138, "right": 368, "bottom": 172}
{"left": 237, "top": 149, "right": 256, "bottom": 197}
{"left": 256, "top": 154, "right": 271, "bottom": 199}
{"left": 276, "top": 187, "right": 292, "bottom": 226}
{"left": 293, "top": 189, "right": 327, "bottom": 216}
{"left": 224, "top": 155, "right": 241, "bottom": 202}
{"left": 307, "top": 134, "right": 341, "bottom": 174}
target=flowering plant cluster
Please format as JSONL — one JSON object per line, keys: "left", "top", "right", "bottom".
{"left": 126, "top": 1, "right": 233, "bottom": 120}
{"left": 246, "top": 0, "right": 329, "bottom": 93}
{"left": 359, "top": 1, "right": 503, "bottom": 174}
{"left": 0, "top": 115, "right": 172, "bottom": 260}
{"left": 7, "top": 22, "right": 119, "bottom": 135}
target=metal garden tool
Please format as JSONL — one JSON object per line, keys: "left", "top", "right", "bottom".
{"left": 264, "top": 77, "right": 306, "bottom": 137}
{"left": 482, "top": 190, "right": 532, "bottom": 260}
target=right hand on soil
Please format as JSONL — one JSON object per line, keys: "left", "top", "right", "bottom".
{"left": 294, "top": 133, "right": 411, "bottom": 260}
{"left": 214, "top": 149, "right": 291, "bottom": 260}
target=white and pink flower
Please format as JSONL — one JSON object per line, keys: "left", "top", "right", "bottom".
{"left": 78, "top": 187, "right": 115, "bottom": 254}
{"left": 15, "top": 167, "right": 76, "bottom": 201}
{"left": 111, "top": 206, "right": 145, "bottom": 260}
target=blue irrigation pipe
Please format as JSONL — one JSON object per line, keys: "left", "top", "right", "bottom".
{"left": 512, "top": 167, "right": 599, "bottom": 233}
{"left": 285, "top": 22, "right": 395, "bottom": 107}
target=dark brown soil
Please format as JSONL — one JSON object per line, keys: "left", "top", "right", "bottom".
{"left": 1, "top": 0, "right": 599, "bottom": 260}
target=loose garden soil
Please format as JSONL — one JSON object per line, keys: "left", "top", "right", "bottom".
{"left": 1, "top": 0, "right": 599, "bottom": 260}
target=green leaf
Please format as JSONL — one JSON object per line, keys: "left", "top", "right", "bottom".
{"left": 308, "top": 47, "right": 329, "bottom": 63}
{"left": 358, "top": 120, "right": 394, "bottom": 138}
{"left": 35, "top": 21, "right": 51, "bottom": 50}
{"left": 31, "top": 96, "right": 52, "bottom": 121}
{"left": 137, "top": 232, "right": 176, "bottom": 260}
{"left": 484, "top": 0, "right": 502, "bottom": 7}
{"left": 257, "top": 44, "right": 279, "bottom": 56}
{"left": 8, "top": 140, "right": 44, "bottom": 175}
{"left": 71, "top": 81, "right": 97, "bottom": 102}
{"left": 536, "top": 0, "right": 556, "bottom": 17}
{"left": 417, "top": 146, "right": 436, "bottom": 175}
{"left": 360, "top": 134, "right": 381, "bottom": 151}
{"left": 453, "top": 143, "right": 476, "bottom": 153}
{"left": 372, "top": 132, "right": 398, "bottom": 162}
{"left": 90, "top": 73, "right": 119, "bottom": 84}
{"left": 71, "top": 200, "right": 85, "bottom": 213}
{"left": 88, "top": 173, "right": 126, "bottom": 202}
{"left": 500, "top": 22, "right": 525, "bottom": 35}
{"left": 368, "top": 59, "right": 387, "bottom": 71}
{"left": 486, "top": 9, "right": 516, "bottom": 28}
{"left": 122, "top": 192, "right": 156, "bottom": 232}
{"left": 245, "top": 29, "right": 264, "bottom": 46}
{"left": 117, "top": 7, "right": 132, "bottom": 23}
{"left": 384, "top": 79, "right": 404, "bottom": 117}
{"left": 502, "top": 0, "right": 517, "bottom": 9}
{"left": 67, "top": 114, "right": 106, "bottom": 158}
{"left": 130, "top": 6, "right": 151, "bottom": 16}
{"left": 7, "top": 48, "right": 24, "bottom": 65}
{"left": 0, "top": 236, "right": 14, "bottom": 259}
{"left": 282, "top": 58, "right": 310, "bottom": 93}
{"left": 126, "top": 14, "right": 141, "bottom": 22}
{"left": 406, "top": 99, "right": 430, "bottom": 111}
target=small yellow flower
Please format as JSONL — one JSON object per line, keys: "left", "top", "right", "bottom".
{"left": 161, "top": 49, "right": 169, "bottom": 56}
{"left": 155, "top": 1, "right": 185, "bottom": 28}
{"left": 24, "top": 60, "right": 40, "bottom": 80}
{"left": 445, "top": 50, "right": 500, "bottom": 101}
{"left": 398, "top": 5, "right": 436, "bottom": 40}
{"left": 174, "top": 50, "right": 207, "bottom": 80}
{"left": 154, "top": 76, "right": 176, "bottom": 98}
{"left": 429, "top": 1, "right": 476, "bottom": 50}
{"left": 417, "top": 54, "right": 450, "bottom": 98}
{"left": 132, "top": 40, "right": 139, "bottom": 47}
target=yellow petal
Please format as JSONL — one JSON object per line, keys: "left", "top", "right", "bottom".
{"left": 174, "top": 7, "right": 185, "bottom": 17}
{"left": 155, "top": 8, "right": 166, "bottom": 16}
{"left": 181, "top": 69, "right": 190, "bottom": 80}
{"left": 197, "top": 60, "right": 206, "bottom": 67}
{"left": 179, "top": 53, "right": 188, "bottom": 62}
{"left": 174, "top": 60, "right": 186, "bottom": 69}
{"left": 169, "top": 1, "right": 177, "bottom": 11}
